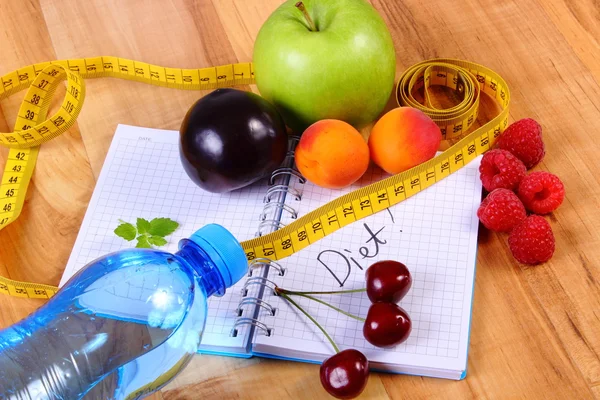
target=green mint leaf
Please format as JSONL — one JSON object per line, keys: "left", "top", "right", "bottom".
{"left": 114, "top": 223, "right": 136, "bottom": 241}
{"left": 148, "top": 218, "right": 179, "bottom": 237}
{"left": 136, "top": 218, "right": 151, "bottom": 234}
{"left": 148, "top": 235, "right": 168, "bottom": 247}
{"left": 136, "top": 235, "right": 153, "bottom": 248}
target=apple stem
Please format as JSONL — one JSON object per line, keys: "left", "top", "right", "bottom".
{"left": 277, "top": 290, "right": 340, "bottom": 353}
{"left": 290, "top": 292, "right": 366, "bottom": 322}
{"left": 295, "top": 2, "right": 317, "bottom": 32}
{"left": 279, "top": 288, "right": 367, "bottom": 296}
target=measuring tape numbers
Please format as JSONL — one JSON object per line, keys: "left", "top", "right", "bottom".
{"left": 0, "top": 58, "right": 509, "bottom": 299}
{"left": 241, "top": 59, "right": 509, "bottom": 261}
{"left": 0, "top": 57, "right": 254, "bottom": 232}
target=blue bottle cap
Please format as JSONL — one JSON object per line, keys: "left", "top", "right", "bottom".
{"left": 189, "top": 224, "right": 248, "bottom": 288}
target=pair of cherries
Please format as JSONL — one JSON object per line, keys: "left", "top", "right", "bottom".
{"left": 320, "top": 260, "right": 413, "bottom": 399}
{"left": 363, "top": 260, "right": 413, "bottom": 347}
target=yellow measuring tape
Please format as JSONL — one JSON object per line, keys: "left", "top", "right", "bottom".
{"left": 0, "top": 57, "right": 509, "bottom": 299}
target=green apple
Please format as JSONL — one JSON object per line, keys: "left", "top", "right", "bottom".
{"left": 253, "top": 0, "right": 396, "bottom": 133}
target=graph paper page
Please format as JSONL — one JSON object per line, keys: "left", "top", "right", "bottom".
{"left": 61, "top": 124, "right": 268, "bottom": 353}
{"left": 253, "top": 157, "right": 482, "bottom": 375}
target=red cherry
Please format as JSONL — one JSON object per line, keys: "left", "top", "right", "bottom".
{"left": 365, "top": 260, "right": 412, "bottom": 303}
{"left": 320, "top": 349, "right": 369, "bottom": 399}
{"left": 363, "top": 302, "right": 411, "bottom": 348}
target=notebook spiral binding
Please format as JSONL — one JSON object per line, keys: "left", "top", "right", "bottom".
{"left": 269, "top": 168, "right": 306, "bottom": 185}
{"left": 263, "top": 184, "right": 302, "bottom": 205}
{"left": 257, "top": 135, "right": 304, "bottom": 237}
{"left": 236, "top": 296, "right": 277, "bottom": 317}
{"left": 240, "top": 276, "right": 279, "bottom": 297}
{"left": 248, "top": 258, "right": 286, "bottom": 277}
{"left": 231, "top": 135, "right": 304, "bottom": 338}
{"left": 230, "top": 269, "right": 280, "bottom": 338}
{"left": 231, "top": 318, "right": 272, "bottom": 337}
{"left": 259, "top": 202, "right": 298, "bottom": 221}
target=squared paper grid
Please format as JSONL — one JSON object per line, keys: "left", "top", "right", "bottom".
{"left": 253, "top": 157, "right": 482, "bottom": 373}
{"left": 61, "top": 125, "right": 269, "bottom": 351}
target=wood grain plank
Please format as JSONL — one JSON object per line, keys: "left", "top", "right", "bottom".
{"left": 39, "top": 0, "right": 246, "bottom": 178}
{"left": 212, "top": 0, "right": 285, "bottom": 63}
{"left": 0, "top": 0, "right": 94, "bottom": 324}
{"left": 535, "top": 0, "right": 600, "bottom": 83}
{"left": 164, "top": 356, "right": 390, "bottom": 399}
{"left": 592, "top": 383, "right": 600, "bottom": 399}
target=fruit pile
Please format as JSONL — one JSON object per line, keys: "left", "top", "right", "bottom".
{"left": 275, "top": 260, "right": 413, "bottom": 399}
{"left": 173, "top": 0, "right": 567, "bottom": 396}
{"left": 477, "top": 119, "right": 565, "bottom": 264}
{"left": 179, "top": 92, "right": 443, "bottom": 193}
{"left": 180, "top": 0, "right": 403, "bottom": 194}
{"left": 295, "top": 108, "right": 441, "bottom": 189}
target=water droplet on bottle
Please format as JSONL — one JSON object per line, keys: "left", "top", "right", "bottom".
{"left": 143, "top": 343, "right": 151, "bottom": 350}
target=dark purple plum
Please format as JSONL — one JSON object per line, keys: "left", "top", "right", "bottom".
{"left": 179, "top": 88, "right": 288, "bottom": 193}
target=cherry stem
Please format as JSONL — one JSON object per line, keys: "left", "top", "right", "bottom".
{"left": 279, "top": 288, "right": 367, "bottom": 296}
{"left": 290, "top": 293, "right": 366, "bottom": 322}
{"left": 277, "top": 291, "right": 340, "bottom": 353}
{"left": 295, "top": 2, "right": 317, "bottom": 32}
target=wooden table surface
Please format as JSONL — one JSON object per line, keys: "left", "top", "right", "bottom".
{"left": 1, "top": 0, "right": 599, "bottom": 399}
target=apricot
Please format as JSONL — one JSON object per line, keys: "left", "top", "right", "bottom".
{"left": 368, "top": 107, "right": 442, "bottom": 174}
{"left": 295, "top": 120, "right": 369, "bottom": 189}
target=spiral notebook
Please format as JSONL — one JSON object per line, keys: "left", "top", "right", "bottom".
{"left": 61, "top": 124, "right": 482, "bottom": 380}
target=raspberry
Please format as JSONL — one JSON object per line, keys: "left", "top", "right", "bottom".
{"left": 518, "top": 171, "right": 565, "bottom": 214}
{"left": 497, "top": 118, "right": 545, "bottom": 169}
{"left": 508, "top": 215, "right": 555, "bottom": 265}
{"left": 479, "top": 149, "right": 527, "bottom": 192}
{"left": 477, "top": 189, "right": 527, "bottom": 232}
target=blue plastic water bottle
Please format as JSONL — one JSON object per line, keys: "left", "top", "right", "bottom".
{"left": 0, "top": 224, "right": 248, "bottom": 399}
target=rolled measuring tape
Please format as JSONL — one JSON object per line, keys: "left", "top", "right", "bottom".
{"left": 0, "top": 57, "right": 509, "bottom": 299}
